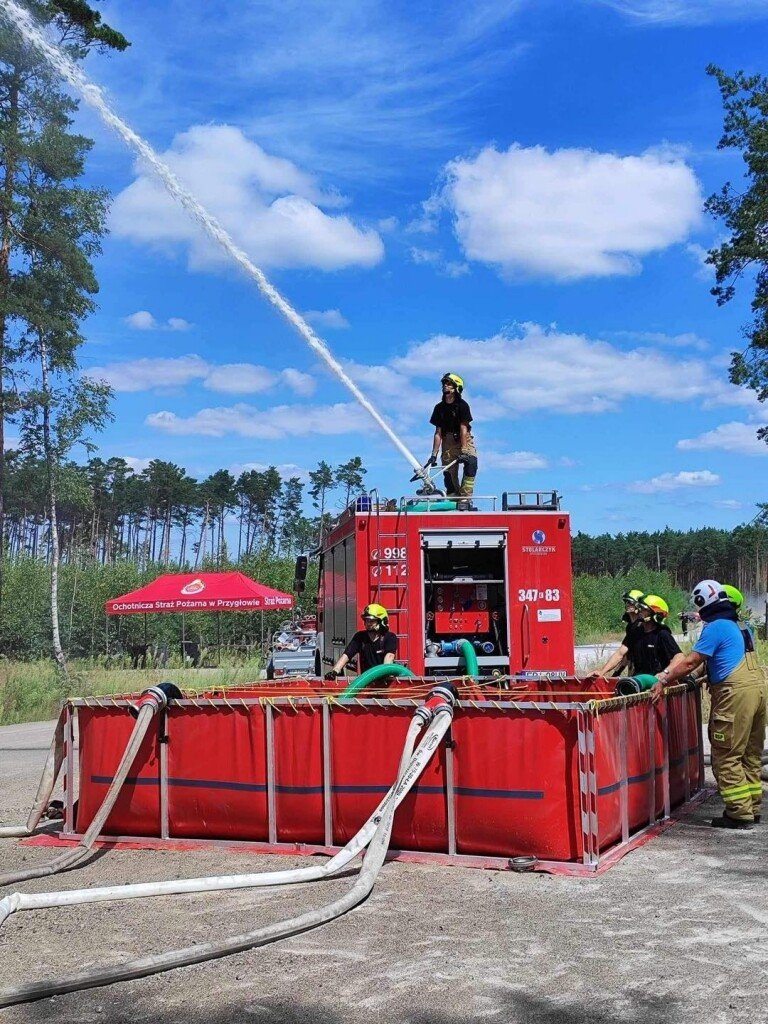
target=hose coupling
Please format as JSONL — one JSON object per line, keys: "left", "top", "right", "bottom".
{"left": 129, "top": 681, "right": 183, "bottom": 718}
{"left": 414, "top": 682, "right": 458, "bottom": 725}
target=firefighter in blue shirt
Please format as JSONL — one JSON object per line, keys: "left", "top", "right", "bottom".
{"left": 650, "top": 579, "right": 766, "bottom": 830}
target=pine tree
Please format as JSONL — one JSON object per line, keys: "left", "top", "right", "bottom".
{"left": 335, "top": 455, "right": 366, "bottom": 509}
{"left": 705, "top": 65, "right": 768, "bottom": 440}
{"left": 0, "top": 1, "right": 127, "bottom": 669}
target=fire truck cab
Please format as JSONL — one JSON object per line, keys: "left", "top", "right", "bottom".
{"left": 316, "top": 491, "right": 575, "bottom": 679}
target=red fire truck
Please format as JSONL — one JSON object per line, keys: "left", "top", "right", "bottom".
{"left": 316, "top": 491, "right": 575, "bottom": 678}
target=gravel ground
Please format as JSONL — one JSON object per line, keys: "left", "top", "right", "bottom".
{"left": 1, "top": 720, "right": 767, "bottom": 1024}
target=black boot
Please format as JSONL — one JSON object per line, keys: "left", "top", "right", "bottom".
{"left": 710, "top": 813, "right": 754, "bottom": 830}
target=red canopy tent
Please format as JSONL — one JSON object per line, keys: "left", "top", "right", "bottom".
{"left": 106, "top": 572, "right": 293, "bottom": 616}
{"left": 105, "top": 573, "right": 294, "bottom": 666}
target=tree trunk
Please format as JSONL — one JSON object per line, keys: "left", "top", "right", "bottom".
{"left": 196, "top": 502, "right": 209, "bottom": 569}
{"left": 39, "top": 334, "right": 67, "bottom": 675}
{"left": 0, "top": 73, "right": 21, "bottom": 614}
{"left": 179, "top": 513, "right": 188, "bottom": 567}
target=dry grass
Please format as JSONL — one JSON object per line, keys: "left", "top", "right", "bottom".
{"left": 0, "top": 658, "right": 265, "bottom": 726}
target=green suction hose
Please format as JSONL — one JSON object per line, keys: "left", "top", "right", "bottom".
{"left": 341, "top": 663, "right": 414, "bottom": 697}
{"left": 614, "top": 673, "right": 658, "bottom": 696}
{"left": 456, "top": 638, "right": 480, "bottom": 679}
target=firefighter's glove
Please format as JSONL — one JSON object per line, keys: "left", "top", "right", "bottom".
{"left": 324, "top": 670, "right": 338, "bottom": 680}
{"left": 426, "top": 454, "right": 438, "bottom": 468}
{"left": 456, "top": 451, "right": 470, "bottom": 466}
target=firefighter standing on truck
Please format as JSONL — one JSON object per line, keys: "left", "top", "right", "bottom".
{"left": 325, "top": 604, "right": 398, "bottom": 679}
{"left": 427, "top": 372, "right": 477, "bottom": 508}
{"left": 650, "top": 579, "right": 767, "bottom": 830}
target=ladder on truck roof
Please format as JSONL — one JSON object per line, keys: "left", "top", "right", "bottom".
{"left": 367, "top": 490, "right": 411, "bottom": 669}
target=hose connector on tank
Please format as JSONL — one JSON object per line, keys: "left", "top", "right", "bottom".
{"left": 413, "top": 682, "right": 458, "bottom": 725}
{"left": 129, "top": 681, "right": 183, "bottom": 718}
{"left": 614, "top": 674, "right": 657, "bottom": 697}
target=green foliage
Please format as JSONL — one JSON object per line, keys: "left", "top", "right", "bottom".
{"left": 705, "top": 65, "right": 768, "bottom": 434}
{"left": 572, "top": 522, "right": 768, "bottom": 595}
{"left": 34, "top": 2, "right": 129, "bottom": 54}
{"left": 573, "top": 567, "right": 688, "bottom": 644}
{"left": 335, "top": 456, "right": 366, "bottom": 509}
{"left": 0, "top": 553, "right": 317, "bottom": 661}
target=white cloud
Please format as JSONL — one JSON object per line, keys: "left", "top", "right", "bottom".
{"left": 483, "top": 449, "right": 549, "bottom": 471}
{"left": 146, "top": 402, "right": 370, "bottom": 439}
{"left": 86, "top": 356, "right": 315, "bottom": 397}
{"left": 202, "top": 364, "right": 278, "bottom": 395}
{"left": 677, "top": 422, "right": 768, "bottom": 456}
{"left": 121, "top": 456, "right": 153, "bottom": 474}
{"left": 439, "top": 144, "right": 702, "bottom": 280}
{"left": 303, "top": 309, "right": 350, "bottom": 330}
{"left": 591, "top": 1, "right": 768, "bottom": 25}
{"left": 609, "top": 329, "right": 709, "bottom": 351}
{"left": 232, "top": 4, "right": 528, "bottom": 177}
{"left": 279, "top": 368, "right": 316, "bottom": 397}
{"left": 390, "top": 323, "right": 737, "bottom": 416}
{"left": 111, "top": 125, "right": 383, "bottom": 272}
{"left": 124, "top": 311, "right": 193, "bottom": 331}
{"left": 167, "top": 317, "right": 193, "bottom": 332}
{"left": 410, "top": 247, "right": 470, "bottom": 278}
{"left": 88, "top": 355, "right": 210, "bottom": 392}
{"left": 125, "top": 311, "right": 157, "bottom": 330}
{"left": 627, "top": 470, "right": 720, "bottom": 494}
{"left": 444, "top": 261, "right": 470, "bottom": 278}
{"left": 685, "top": 242, "right": 715, "bottom": 281}
{"left": 410, "top": 247, "right": 440, "bottom": 266}
{"left": 714, "top": 499, "right": 743, "bottom": 510}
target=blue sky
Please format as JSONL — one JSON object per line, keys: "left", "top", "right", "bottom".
{"left": 55, "top": 0, "right": 768, "bottom": 532}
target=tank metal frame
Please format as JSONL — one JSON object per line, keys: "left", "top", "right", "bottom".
{"left": 56, "top": 685, "right": 705, "bottom": 876}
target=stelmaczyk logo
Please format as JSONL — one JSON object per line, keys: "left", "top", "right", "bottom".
{"left": 181, "top": 579, "right": 206, "bottom": 595}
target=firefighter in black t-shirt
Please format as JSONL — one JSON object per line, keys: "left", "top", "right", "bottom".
{"left": 625, "top": 595, "right": 684, "bottom": 676}
{"left": 426, "top": 372, "right": 478, "bottom": 506}
{"left": 594, "top": 589, "right": 645, "bottom": 677}
{"left": 325, "top": 603, "right": 398, "bottom": 679}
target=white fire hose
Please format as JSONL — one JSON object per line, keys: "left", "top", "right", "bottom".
{"left": 0, "top": 684, "right": 179, "bottom": 887}
{"left": 0, "top": 685, "right": 456, "bottom": 1006}
{"left": 0, "top": 709, "right": 66, "bottom": 838}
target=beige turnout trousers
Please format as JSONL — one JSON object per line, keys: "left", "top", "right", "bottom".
{"left": 709, "top": 651, "right": 767, "bottom": 822}
{"left": 441, "top": 433, "right": 478, "bottom": 498}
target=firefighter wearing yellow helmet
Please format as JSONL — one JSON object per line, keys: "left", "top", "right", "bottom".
{"left": 427, "top": 372, "right": 478, "bottom": 508}
{"left": 594, "top": 588, "right": 645, "bottom": 677}
{"left": 325, "top": 603, "right": 398, "bottom": 680}
{"left": 595, "top": 592, "right": 683, "bottom": 680}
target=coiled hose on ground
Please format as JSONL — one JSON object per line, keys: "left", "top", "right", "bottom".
{"left": 0, "top": 686, "right": 456, "bottom": 1007}
{"left": 0, "top": 683, "right": 180, "bottom": 888}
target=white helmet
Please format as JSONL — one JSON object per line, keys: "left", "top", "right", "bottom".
{"left": 691, "top": 579, "right": 726, "bottom": 610}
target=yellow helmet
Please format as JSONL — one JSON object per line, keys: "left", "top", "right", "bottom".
{"left": 722, "top": 584, "right": 744, "bottom": 609}
{"left": 361, "top": 603, "right": 388, "bottom": 628}
{"left": 640, "top": 594, "right": 669, "bottom": 620}
{"left": 622, "top": 589, "right": 644, "bottom": 606}
{"left": 441, "top": 372, "right": 464, "bottom": 394}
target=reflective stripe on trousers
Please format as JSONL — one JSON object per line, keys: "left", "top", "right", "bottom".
{"left": 708, "top": 652, "right": 767, "bottom": 822}
{"left": 441, "top": 434, "right": 478, "bottom": 497}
